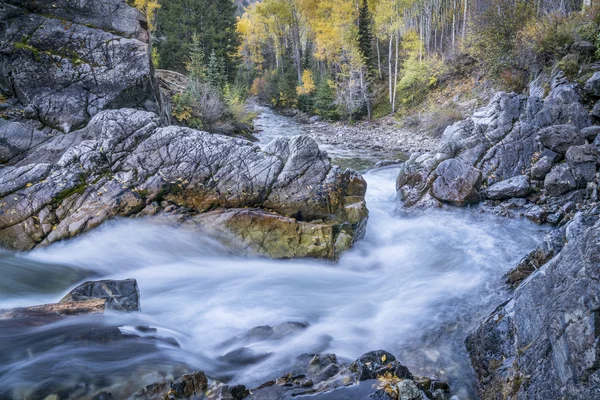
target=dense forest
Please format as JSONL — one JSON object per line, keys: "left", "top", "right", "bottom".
{"left": 135, "top": 0, "right": 598, "bottom": 126}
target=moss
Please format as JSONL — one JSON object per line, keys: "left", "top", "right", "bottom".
{"left": 52, "top": 182, "right": 88, "bottom": 206}
{"left": 14, "top": 42, "right": 41, "bottom": 62}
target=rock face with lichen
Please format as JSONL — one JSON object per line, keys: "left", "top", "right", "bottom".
{"left": 0, "top": 0, "right": 367, "bottom": 260}
{"left": 466, "top": 210, "right": 600, "bottom": 399}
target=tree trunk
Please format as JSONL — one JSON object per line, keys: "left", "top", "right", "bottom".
{"left": 393, "top": 32, "right": 400, "bottom": 113}
{"left": 376, "top": 39, "right": 383, "bottom": 80}
{"left": 389, "top": 36, "right": 393, "bottom": 106}
{"left": 463, "top": 0, "right": 468, "bottom": 39}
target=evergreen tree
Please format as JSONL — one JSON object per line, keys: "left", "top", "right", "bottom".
{"left": 187, "top": 32, "right": 206, "bottom": 80}
{"left": 207, "top": 49, "right": 226, "bottom": 90}
{"left": 357, "top": 0, "right": 374, "bottom": 68}
{"left": 155, "top": 0, "right": 240, "bottom": 80}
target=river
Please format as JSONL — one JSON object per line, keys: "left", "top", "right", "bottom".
{"left": 0, "top": 109, "right": 547, "bottom": 399}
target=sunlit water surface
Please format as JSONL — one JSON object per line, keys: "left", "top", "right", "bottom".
{"left": 0, "top": 111, "right": 547, "bottom": 399}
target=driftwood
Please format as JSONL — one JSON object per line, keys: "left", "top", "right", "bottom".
{"left": 0, "top": 299, "right": 106, "bottom": 320}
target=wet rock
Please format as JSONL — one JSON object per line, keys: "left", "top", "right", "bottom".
{"left": 371, "top": 379, "right": 426, "bottom": 400}
{"left": 525, "top": 205, "right": 548, "bottom": 224}
{"left": 530, "top": 156, "right": 555, "bottom": 180}
{"left": 431, "top": 159, "right": 482, "bottom": 206}
{"left": 350, "top": 350, "right": 412, "bottom": 381}
{"left": 230, "top": 385, "right": 250, "bottom": 400}
{"left": 92, "top": 392, "right": 114, "bottom": 400}
{"left": 537, "top": 124, "right": 585, "bottom": 154}
{"left": 218, "top": 347, "right": 271, "bottom": 366}
{"left": 467, "top": 215, "right": 600, "bottom": 399}
{"left": 565, "top": 144, "right": 599, "bottom": 183}
{"left": 544, "top": 164, "right": 577, "bottom": 196}
{"left": 584, "top": 71, "right": 600, "bottom": 97}
{"left": 482, "top": 175, "right": 531, "bottom": 200}
{"left": 170, "top": 372, "right": 209, "bottom": 399}
{"left": 133, "top": 371, "right": 207, "bottom": 400}
{"left": 61, "top": 279, "right": 140, "bottom": 312}
{"left": 272, "top": 321, "right": 309, "bottom": 339}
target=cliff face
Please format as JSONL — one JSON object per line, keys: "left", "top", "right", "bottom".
{"left": 0, "top": 0, "right": 367, "bottom": 260}
{"left": 0, "top": 0, "right": 164, "bottom": 133}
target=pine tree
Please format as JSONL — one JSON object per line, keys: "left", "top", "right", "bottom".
{"left": 358, "top": 0, "right": 374, "bottom": 68}
{"left": 187, "top": 32, "right": 206, "bottom": 81}
{"left": 207, "top": 49, "right": 225, "bottom": 90}
{"left": 155, "top": 0, "right": 240, "bottom": 79}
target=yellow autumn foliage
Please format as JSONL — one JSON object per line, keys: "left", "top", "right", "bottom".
{"left": 296, "top": 70, "right": 316, "bottom": 95}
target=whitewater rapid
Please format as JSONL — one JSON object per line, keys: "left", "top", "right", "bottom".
{"left": 0, "top": 109, "right": 547, "bottom": 399}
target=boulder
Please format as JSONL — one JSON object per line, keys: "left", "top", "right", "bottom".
{"left": 467, "top": 216, "right": 600, "bottom": 399}
{"left": 582, "top": 126, "right": 600, "bottom": 142}
{"left": 60, "top": 279, "right": 140, "bottom": 312}
{"left": 0, "top": 110, "right": 368, "bottom": 260}
{"left": 544, "top": 164, "right": 577, "bottom": 196}
{"left": 431, "top": 159, "right": 482, "bottom": 206}
{"left": 584, "top": 71, "right": 600, "bottom": 97}
{"left": 565, "top": 144, "right": 599, "bottom": 183}
{"left": 483, "top": 175, "right": 531, "bottom": 200}
{"left": 592, "top": 101, "right": 600, "bottom": 121}
{"left": 537, "top": 125, "right": 585, "bottom": 154}
{"left": 530, "top": 156, "right": 555, "bottom": 180}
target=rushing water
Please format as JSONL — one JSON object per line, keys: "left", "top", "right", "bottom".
{"left": 0, "top": 110, "right": 547, "bottom": 400}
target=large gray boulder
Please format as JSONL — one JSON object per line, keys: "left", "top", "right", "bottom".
{"left": 530, "top": 156, "right": 555, "bottom": 180}
{"left": 396, "top": 78, "right": 591, "bottom": 209}
{"left": 537, "top": 124, "right": 585, "bottom": 155}
{"left": 466, "top": 214, "right": 600, "bottom": 399}
{"left": 544, "top": 164, "right": 577, "bottom": 196}
{"left": 0, "top": 109, "right": 368, "bottom": 259}
{"left": 482, "top": 175, "right": 531, "bottom": 200}
{"left": 565, "top": 144, "right": 599, "bottom": 183}
{"left": 431, "top": 159, "right": 482, "bottom": 205}
{"left": 0, "top": 0, "right": 164, "bottom": 133}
